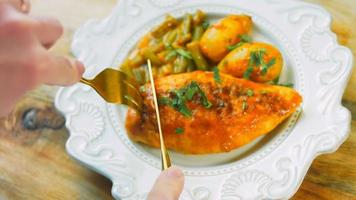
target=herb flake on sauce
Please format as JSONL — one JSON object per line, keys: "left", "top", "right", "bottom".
{"left": 158, "top": 81, "right": 212, "bottom": 117}
{"left": 244, "top": 49, "right": 276, "bottom": 79}
{"left": 213, "top": 67, "right": 221, "bottom": 84}
{"left": 175, "top": 127, "right": 184, "bottom": 134}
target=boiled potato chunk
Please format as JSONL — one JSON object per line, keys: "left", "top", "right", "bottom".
{"left": 200, "top": 15, "right": 252, "bottom": 63}
{"left": 218, "top": 42, "right": 283, "bottom": 82}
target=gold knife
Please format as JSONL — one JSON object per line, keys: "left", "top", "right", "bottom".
{"left": 146, "top": 59, "right": 172, "bottom": 170}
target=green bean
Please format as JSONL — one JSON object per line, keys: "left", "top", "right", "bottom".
{"left": 193, "top": 10, "right": 206, "bottom": 26}
{"left": 120, "top": 61, "right": 134, "bottom": 78}
{"left": 172, "top": 23, "right": 183, "bottom": 46}
{"left": 130, "top": 55, "right": 144, "bottom": 67}
{"left": 124, "top": 11, "right": 210, "bottom": 81}
{"left": 150, "top": 41, "right": 165, "bottom": 53}
{"left": 174, "top": 33, "right": 191, "bottom": 47}
{"left": 144, "top": 67, "right": 150, "bottom": 83}
{"left": 187, "top": 64, "right": 196, "bottom": 72}
{"left": 141, "top": 47, "right": 162, "bottom": 66}
{"left": 132, "top": 66, "right": 147, "bottom": 85}
{"left": 163, "top": 29, "right": 178, "bottom": 47}
{"left": 182, "top": 14, "right": 193, "bottom": 36}
{"left": 186, "top": 41, "right": 209, "bottom": 70}
{"left": 192, "top": 26, "right": 204, "bottom": 41}
{"left": 121, "top": 49, "right": 145, "bottom": 69}
{"left": 151, "top": 15, "right": 179, "bottom": 38}
{"left": 173, "top": 56, "right": 188, "bottom": 74}
{"left": 164, "top": 50, "right": 177, "bottom": 62}
{"left": 186, "top": 58, "right": 196, "bottom": 72}
{"left": 173, "top": 14, "right": 193, "bottom": 46}
{"left": 127, "top": 49, "right": 145, "bottom": 67}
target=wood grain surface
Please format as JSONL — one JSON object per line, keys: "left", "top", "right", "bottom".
{"left": 0, "top": 0, "right": 355, "bottom": 199}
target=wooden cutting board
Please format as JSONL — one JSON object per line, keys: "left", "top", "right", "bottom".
{"left": 0, "top": 0, "right": 354, "bottom": 199}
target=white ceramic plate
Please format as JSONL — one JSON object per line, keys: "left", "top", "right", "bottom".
{"left": 55, "top": 0, "right": 353, "bottom": 199}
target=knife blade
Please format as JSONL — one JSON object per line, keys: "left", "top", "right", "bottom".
{"left": 146, "top": 59, "right": 171, "bottom": 170}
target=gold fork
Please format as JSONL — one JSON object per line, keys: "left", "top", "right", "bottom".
{"left": 79, "top": 61, "right": 171, "bottom": 170}
{"left": 80, "top": 68, "right": 142, "bottom": 112}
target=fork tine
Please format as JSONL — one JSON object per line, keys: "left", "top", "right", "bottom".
{"left": 122, "top": 81, "right": 143, "bottom": 109}
{"left": 80, "top": 68, "right": 144, "bottom": 112}
{"left": 102, "top": 69, "right": 143, "bottom": 110}
{"left": 123, "top": 95, "right": 142, "bottom": 111}
{"left": 118, "top": 70, "right": 144, "bottom": 109}
{"left": 115, "top": 70, "right": 142, "bottom": 99}
{"left": 123, "top": 80, "right": 142, "bottom": 104}
{"left": 119, "top": 70, "right": 140, "bottom": 89}
{"left": 123, "top": 97, "right": 142, "bottom": 111}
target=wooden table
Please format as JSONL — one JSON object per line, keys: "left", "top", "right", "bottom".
{"left": 0, "top": 0, "right": 354, "bottom": 199}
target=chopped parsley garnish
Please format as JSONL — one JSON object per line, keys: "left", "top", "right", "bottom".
{"left": 202, "top": 21, "right": 210, "bottom": 29}
{"left": 272, "top": 76, "right": 280, "bottom": 85}
{"left": 213, "top": 67, "right": 221, "bottom": 84}
{"left": 201, "top": 96, "right": 213, "bottom": 108}
{"left": 158, "top": 81, "right": 212, "bottom": 117}
{"left": 243, "top": 49, "right": 276, "bottom": 80}
{"left": 177, "top": 104, "right": 192, "bottom": 117}
{"left": 175, "top": 127, "right": 184, "bottom": 134}
{"left": 187, "top": 82, "right": 212, "bottom": 108}
{"left": 165, "top": 51, "right": 178, "bottom": 61}
{"left": 239, "top": 34, "right": 252, "bottom": 43}
{"left": 261, "top": 58, "right": 276, "bottom": 75}
{"left": 242, "top": 101, "right": 248, "bottom": 111}
{"left": 251, "top": 49, "right": 266, "bottom": 66}
{"left": 185, "top": 86, "right": 198, "bottom": 100}
{"left": 227, "top": 34, "right": 252, "bottom": 51}
{"left": 269, "top": 76, "right": 293, "bottom": 88}
{"left": 164, "top": 45, "right": 192, "bottom": 60}
{"left": 246, "top": 89, "right": 254, "bottom": 97}
{"left": 158, "top": 97, "right": 172, "bottom": 105}
{"left": 277, "top": 83, "right": 294, "bottom": 88}
{"left": 227, "top": 42, "right": 244, "bottom": 51}
{"left": 243, "top": 65, "right": 254, "bottom": 79}
{"left": 175, "top": 48, "right": 193, "bottom": 60}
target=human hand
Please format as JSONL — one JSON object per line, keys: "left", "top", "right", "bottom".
{"left": 147, "top": 167, "right": 185, "bottom": 200}
{"left": 0, "top": 0, "right": 30, "bottom": 13}
{"left": 0, "top": 2, "right": 84, "bottom": 116}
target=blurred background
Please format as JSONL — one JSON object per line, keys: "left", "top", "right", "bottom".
{"left": 0, "top": 0, "right": 354, "bottom": 199}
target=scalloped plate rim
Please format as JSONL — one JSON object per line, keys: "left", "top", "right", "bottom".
{"left": 55, "top": 0, "right": 353, "bottom": 199}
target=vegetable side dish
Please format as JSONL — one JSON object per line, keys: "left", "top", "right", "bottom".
{"left": 123, "top": 10, "right": 302, "bottom": 154}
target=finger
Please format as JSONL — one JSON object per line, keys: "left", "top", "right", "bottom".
{"left": 20, "top": 0, "right": 30, "bottom": 13}
{"left": 0, "top": 0, "right": 30, "bottom": 13}
{"left": 0, "top": 4, "right": 59, "bottom": 48}
{"left": 0, "top": 0, "right": 21, "bottom": 11}
{"left": 31, "top": 16, "right": 63, "bottom": 48}
{"left": 147, "top": 167, "right": 185, "bottom": 200}
{"left": 39, "top": 53, "right": 85, "bottom": 86}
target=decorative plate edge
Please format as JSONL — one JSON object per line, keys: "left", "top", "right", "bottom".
{"left": 54, "top": 0, "right": 354, "bottom": 199}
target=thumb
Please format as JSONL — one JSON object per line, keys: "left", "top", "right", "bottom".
{"left": 147, "top": 167, "right": 185, "bottom": 200}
